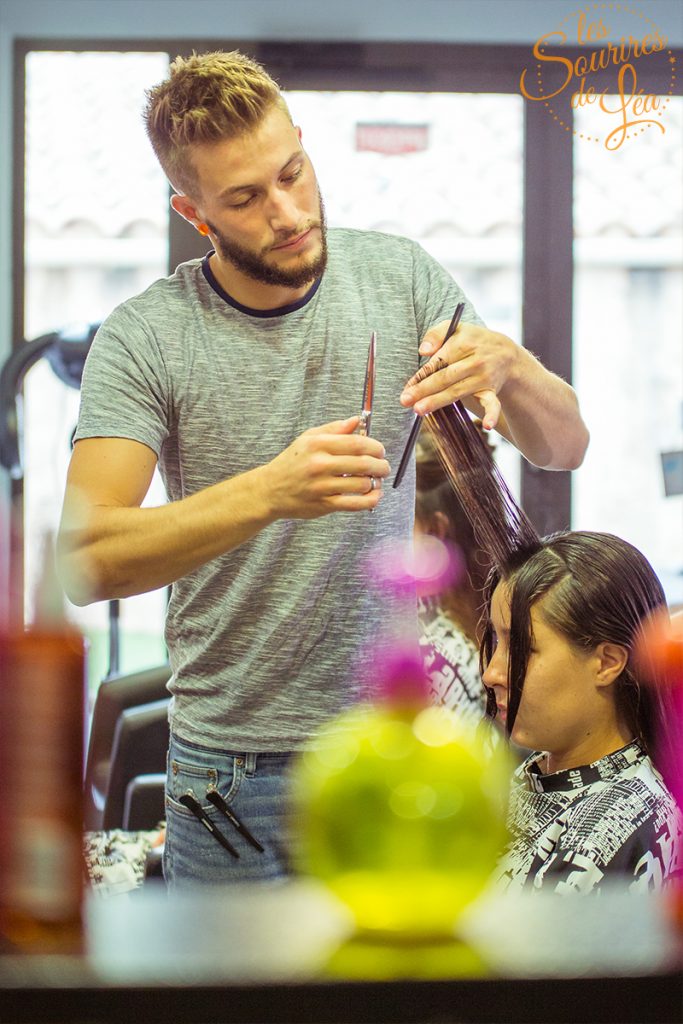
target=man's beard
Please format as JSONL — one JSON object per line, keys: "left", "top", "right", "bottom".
{"left": 207, "top": 193, "right": 328, "bottom": 290}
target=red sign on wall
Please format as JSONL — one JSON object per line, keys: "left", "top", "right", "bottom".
{"left": 355, "top": 123, "right": 429, "bottom": 155}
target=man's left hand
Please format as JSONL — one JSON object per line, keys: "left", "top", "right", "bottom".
{"left": 399, "top": 321, "right": 520, "bottom": 430}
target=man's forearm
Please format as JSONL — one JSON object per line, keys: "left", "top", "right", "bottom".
{"left": 58, "top": 417, "right": 391, "bottom": 605}
{"left": 494, "top": 346, "right": 589, "bottom": 471}
{"left": 58, "top": 466, "right": 275, "bottom": 605}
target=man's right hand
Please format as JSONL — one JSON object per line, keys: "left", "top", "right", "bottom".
{"left": 260, "top": 416, "right": 390, "bottom": 519}
{"left": 57, "top": 418, "right": 390, "bottom": 605}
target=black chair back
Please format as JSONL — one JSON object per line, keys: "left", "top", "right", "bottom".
{"left": 123, "top": 772, "right": 166, "bottom": 831}
{"left": 84, "top": 665, "right": 171, "bottom": 830}
{"left": 102, "top": 698, "right": 170, "bottom": 831}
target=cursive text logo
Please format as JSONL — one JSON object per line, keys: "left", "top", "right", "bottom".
{"left": 520, "top": 4, "right": 676, "bottom": 150}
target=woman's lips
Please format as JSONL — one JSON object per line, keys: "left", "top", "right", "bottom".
{"left": 496, "top": 704, "right": 508, "bottom": 724}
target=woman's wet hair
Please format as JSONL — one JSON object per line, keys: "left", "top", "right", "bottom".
{"left": 422, "top": 403, "right": 540, "bottom": 570}
{"left": 422, "top": 398, "right": 673, "bottom": 770}
{"left": 415, "top": 425, "right": 495, "bottom": 643}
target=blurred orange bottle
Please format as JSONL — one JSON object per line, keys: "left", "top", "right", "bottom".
{"left": 0, "top": 536, "right": 86, "bottom": 954}
{"left": 635, "top": 610, "right": 683, "bottom": 955}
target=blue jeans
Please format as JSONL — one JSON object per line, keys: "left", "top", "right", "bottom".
{"left": 163, "top": 733, "right": 299, "bottom": 888}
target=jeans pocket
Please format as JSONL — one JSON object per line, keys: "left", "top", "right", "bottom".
{"left": 167, "top": 752, "right": 241, "bottom": 813}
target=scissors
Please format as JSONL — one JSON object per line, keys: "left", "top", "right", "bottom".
{"left": 357, "top": 331, "right": 376, "bottom": 437}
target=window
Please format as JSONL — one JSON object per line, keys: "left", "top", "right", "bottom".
{"left": 572, "top": 98, "right": 683, "bottom": 603}
{"left": 23, "top": 51, "right": 170, "bottom": 687}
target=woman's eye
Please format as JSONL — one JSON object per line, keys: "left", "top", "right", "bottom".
{"left": 231, "top": 195, "right": 255, "bottom": 209}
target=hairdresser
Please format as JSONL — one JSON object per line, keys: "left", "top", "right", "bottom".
{"left": 57, "top": 51, "right": 589, "bottom": 888}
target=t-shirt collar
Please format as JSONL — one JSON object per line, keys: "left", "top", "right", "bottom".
{"left": 201, "top": 252, "right": 322, "bottom": 319}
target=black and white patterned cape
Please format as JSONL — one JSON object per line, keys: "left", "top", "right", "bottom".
{"left": 493, "top": 741, "right": 683, "bottom": 894}
{"left": 83, "top": 827, "right": 164, "bottom": 896}
{"left": 418, "top": 599, "right": 487, "bottom": 727}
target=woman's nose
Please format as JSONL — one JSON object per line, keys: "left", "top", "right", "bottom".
{"left": 482, "top": 647, "right": 507, "bottom": 688}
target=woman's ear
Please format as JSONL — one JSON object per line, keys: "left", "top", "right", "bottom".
{"left": 431, "top": 510, "right": 451, "bottom": 541}
{"left": 594, "top": 642, "right": 629, "bottom": 687}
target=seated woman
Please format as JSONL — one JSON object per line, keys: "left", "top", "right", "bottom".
{"left": 415, "top": 428, "right": 494, "bottom": 727}
{"left": 482, "top": 530, "right": 682, "bottom": 894}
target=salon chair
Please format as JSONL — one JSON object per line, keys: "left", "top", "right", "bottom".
{"left": 101, "top": 696, "right": 170, "bottom": 831}
{"left": 84, "top": 665, "right": 171, "bottom": 830}
{"left": 123, "top": 772, "right": 167, "bottom": 831}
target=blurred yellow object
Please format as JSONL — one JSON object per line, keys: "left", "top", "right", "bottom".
{"left": 288, "top": 691, "right": 512, "bottom": 965}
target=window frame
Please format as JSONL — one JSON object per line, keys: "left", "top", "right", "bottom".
{"left": 11, "top": 37, "right": 683, "bottom": 613}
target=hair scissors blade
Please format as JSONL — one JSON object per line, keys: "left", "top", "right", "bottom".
{"left": 357, "top": 331, "right": 376, "bottom": 437}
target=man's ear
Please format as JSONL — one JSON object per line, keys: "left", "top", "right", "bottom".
{"left": 594, "top": 642, "right": 629, "bottom": 687}
{"left": 170, "top": 193, "right": 201, "bottom": 226}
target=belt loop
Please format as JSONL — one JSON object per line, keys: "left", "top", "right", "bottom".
{"left": 245, "top": 752, "right": 257, "bottom": 777}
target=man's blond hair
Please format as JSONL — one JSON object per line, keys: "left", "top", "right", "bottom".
{"left": 143, "top": 51, "right": 287, "bottom": 197}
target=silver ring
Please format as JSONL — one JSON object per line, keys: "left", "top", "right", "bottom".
{"left": 369, "top": 477, "right": 376, "bottom": 491}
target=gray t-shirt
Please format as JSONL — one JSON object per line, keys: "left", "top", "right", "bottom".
{"left": 75, "top": 227, "right": 483, "bottom": 749}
